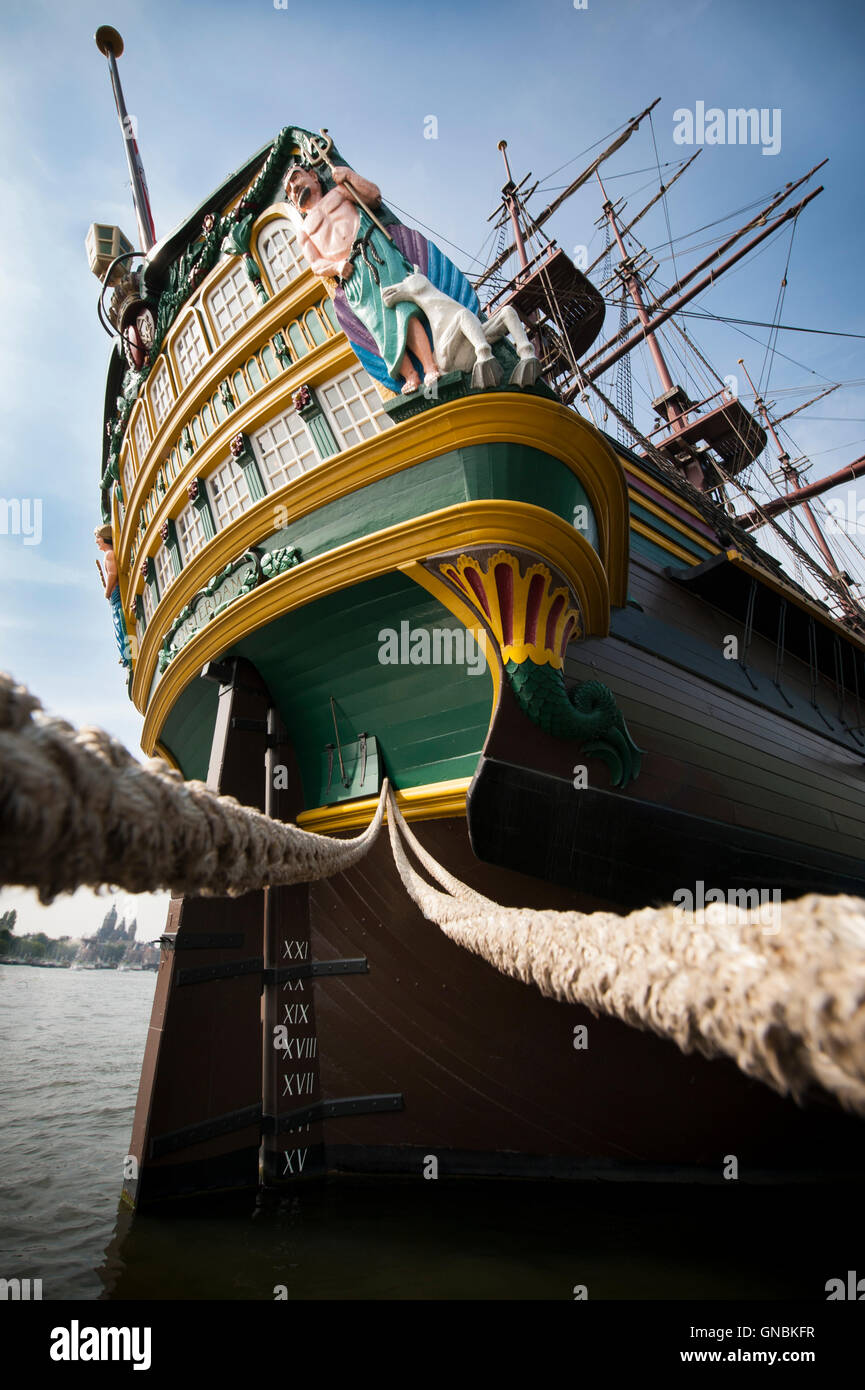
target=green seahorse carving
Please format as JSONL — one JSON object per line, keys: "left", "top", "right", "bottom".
{"left": 505, "top": 658, "right": 643, "bottom": 788}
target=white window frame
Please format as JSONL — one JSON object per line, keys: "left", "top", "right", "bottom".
{"left": 253, "top": 408, "right": 319, "bottom": 491}
{"left": 133, "top": 405, "right": 152, "bottom": 466}
{"left": 175, "top": 502, "right": 208, "bottom": 563}
{"left": 141, "top": 582, "right": 156, "bottom": 623}
{"left": 121, "top": 443, "right": 136, "bottom": 504}
{"left": 172, "top": 312, "right": 209, "bottom": 388}
{"left": 206, "top": 262, "right": 258, "bottom": 344}
{"left": 208, "top": 455, "right": 251, "bottom": 528}
{"left": 154, "top": 543, "right": 175, "bottom": 595}
{"left": 318, "top": 366, "right": 392, "bottom": 450}
{"left": 149, "top": 360, "right": 176, "bottom": 431}
{"left": 257, "top": 218, "right": 304, "bottom": 295}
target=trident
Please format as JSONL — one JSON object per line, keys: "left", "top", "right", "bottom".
{"left": 299, "top": 129, "right": 394, "bottom": 243}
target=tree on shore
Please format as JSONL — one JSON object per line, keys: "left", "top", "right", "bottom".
{"left": 0, "top": 909, "right": 17, "bottom": 955}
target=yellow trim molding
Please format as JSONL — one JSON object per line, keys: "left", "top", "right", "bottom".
{"left": 620, "top": 457, "right": 712, "bottom": 525}
{"left": 131, "top": 391, "right": 629, "bottom": 691}
{"left": 628, "top": 488, "right": 720, "bottom": 556}
{"left": 119, "top": 268, "right": 331, "bottom": 561}
{"left": 400, "top": 560, "right": 502, "bottom": 708}
{"left": 121, "top": 333, "right": 353, "bottom": 595}
{"left": 153, "top": 741, "right": 182, "bottom": 773}
{"left": 140, "top": 499, "right": 609, "bottom": 749}
{"left": 297, "top": 778, "right": 471, "bottom": 833}
{"left": 629, "top": 517, "right": 705, "bottom": 566}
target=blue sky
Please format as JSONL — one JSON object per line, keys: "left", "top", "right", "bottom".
{"left": 1, "top": 0, "right": 863, "bottom": 937}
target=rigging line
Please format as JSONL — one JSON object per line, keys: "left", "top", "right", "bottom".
{"left": 641, "top": 208, "right": 789, "bottom": 261}
{"left": 802, "top": 438, "right": 865, "bottom": 459}
{"left": 759, "top": 218, "right": 798, "bottom": 395}
{"left": 724, "top": 381, "right": 865, "bottom": 396}
{"left": 663, "top": 328, "right": 714, "bottom": 403}
{"left": 640, "top": 170, "right": 827, "bottom": 259}
{"left": 535, "top": 111, "right": 649, "bottom": 186}
{"left": 812, "top": 499, "right": 865, "bottom": 572}
{"left": 467, "top": 223, "right": 500, "bottom": 282}
{"left": 591, "top": 170, "right": 673, "bottom": 212}
{"left": 729, "top": 478, "right": 855, "bottom": 616}
{"left": 635, "top": 349, "right": 846, "bottom": 601}
{"left": 648, "top": 111, "right": 681, "bottom": 295}
{"left": 673, "top": 310, "right": 839, "bottom": 384}
{"left": 666, "top": 312, "right": 727, "bottom": 392}
{"left": 653, "top": 221, "right": 793, "bottom": 282}
{"left": 659, "top": 310, "right": 865, "bottom": 341}
{"left": 590, "top": 220, "right": 793, "bottom": 369}
{"left": 735, "top": 458, "right": 847, "bottom": 590}
{"left": 538, "top": 157, "right": 688, "bottom": 193}
{"left": 381, "top": 197, "right": 482, "bottom": 268}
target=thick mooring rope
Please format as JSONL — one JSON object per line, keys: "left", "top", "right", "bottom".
{"left": 0, "top": 674, "right": 387, "bottom": 903}
{"left": 3, "top": 670, "right": 865, "bottom": 1116}
{"left": 385, "top": 791, "right": 865, "bottom": 1116}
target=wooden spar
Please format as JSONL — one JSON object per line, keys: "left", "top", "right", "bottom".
{"left": 738, "top": 452, "right": 865, "bottom": 528}
{"left": 594, "top": 165, "right": 684, "bottom": 435}
{"left": 770, "top": 384, "right": 841, "bottom": 428}
{"left": 581, "top": 160, "right": 829, "bottom": 371}
{"left": 731, "top": 356, "right": 863, "bottom": 624}
{"left": 584, "top": 151, "right": 701, "bottom": 276}
{"left": 564, "top": 186, "right": 824, "bottom": 397}
{"left": 473, "top": 98, "right": 662, "bottom": 292}
{"left": 498, "top": 140, "right": 530, "bottom": 270}
{"left": 94, "top": 27, "right": 156, "bottom": 253}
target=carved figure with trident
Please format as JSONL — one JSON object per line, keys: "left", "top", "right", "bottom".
{"left": 286, "top": 131, "right": 440, "bottom": 394}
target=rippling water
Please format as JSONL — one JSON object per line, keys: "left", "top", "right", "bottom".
{"left": 0, "top": 965, "right": 154, "bottom": 1300}
{"left": 1, "top": 963, "right": 862, "bottom": 1301}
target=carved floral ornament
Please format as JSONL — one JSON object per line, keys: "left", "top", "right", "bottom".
{"left": 157, "top": 545, "right": 301, "bottom": 673}
{"left": 438, "top": 550, "right": 582, "bottom": 671}
{"left": 432, "top": 547, "right": 642, "bottom": 789}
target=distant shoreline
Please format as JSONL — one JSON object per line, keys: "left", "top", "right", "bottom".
{"left": 0, "top": 959, "right": 158, "bottom": 971}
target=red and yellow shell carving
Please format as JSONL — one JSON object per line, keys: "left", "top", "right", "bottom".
{"left": 438, "top": 551, "right": 581, "bottom": 670}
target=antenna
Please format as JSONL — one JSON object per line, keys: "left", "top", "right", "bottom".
{"left": 94, "top": 26, "right": 156, "bottom": 253}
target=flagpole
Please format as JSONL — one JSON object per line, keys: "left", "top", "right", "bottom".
{"left": 94, "top": 25, "right": 156, "bottom": 253}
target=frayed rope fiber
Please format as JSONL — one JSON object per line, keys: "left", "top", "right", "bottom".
{"left": 385, "top": 791, "right": 865, "bottom": 1116}
{"left": 0, "top": 673, "right": 386, "bottom": 902}
{"left": 2, "top": 670, "right": 865, "bottom": 1116}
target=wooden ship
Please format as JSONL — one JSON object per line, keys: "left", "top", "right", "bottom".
{"left": 88, "top": 32, "right": 865, "bottom": 1208}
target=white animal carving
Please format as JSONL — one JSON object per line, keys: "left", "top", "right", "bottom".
{"left": 380, "top": 269, "right": 541, "bottom": 390}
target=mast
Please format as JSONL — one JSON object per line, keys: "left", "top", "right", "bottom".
{"left": 573, "top": 186, "right": 824, "bottom": 389}
{"left": 94, "top": 26, "right": 156, "bottom": 253}
{"left": 595, "top": 166, "right": 685, "bottom": 434}
{"left": 585, "top": 161, "right": 828, "bottom": 363}
{"left": 474, "top": 98, "right": 661, "bottom": 293}
{"left": 475, "top": 112, "right": 865, "bottom": 624}
{"left": 497, "top": 140, "right": 530, "bottom": 270}
{"left": 736, "top": 358, "right": 863, "bottom": 622}
{"left": 737, "top": 451, "right": 865, "bottom": 526}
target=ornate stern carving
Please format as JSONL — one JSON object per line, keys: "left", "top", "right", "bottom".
{"left": 157, "top": 545, "right": 301, "bottom": 673}
{"left": 435, "top": 548, "right": 642, "bottom": 788}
